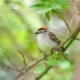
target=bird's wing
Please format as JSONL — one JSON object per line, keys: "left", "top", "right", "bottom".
{"left": 48, "top": 31, "right": 65, "bottom": 51}
{"left": 48, "top": 31, "right": 61, "bottom": 45}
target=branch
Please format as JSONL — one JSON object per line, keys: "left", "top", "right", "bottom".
{"left": 54, "top": 10, "right": 71, "bottom": 33}
{"left": 17, "top": 50, "right": 27, "bottom": 66}
{"left": 36, "top": 66, "right": 51, "bottom": 80}
{"left": 62, "top": 9, "right": 77, "bottom": 34}
{"left": 61, "top": 17, "right": 71, "bottom": 33}
{"left": 58, "top": 22, "right": 80, "bottom": 49}
{"left": 23, "top": 22, "right": 80, "bottom": 73}
{"left": 0, "top": 60, "right": 23, "bottom": 74}
{"left": 4, "top": 52, "right": 23, "bottom": 73}
{"left": 4, "top": 52, "right": 18, "bottom": 69}
{"left": 75, "top": 38, "right": 80, "bottom": 41}
{"left": 36, "top": 22, "right": 80, "bottom": 80}
{"left": 65, "top": 29, "right": 80, "bottom": 49}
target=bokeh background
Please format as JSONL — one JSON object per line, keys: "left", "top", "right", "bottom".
{"left": 0, "top": 0, "right": 80, "bottom": 80}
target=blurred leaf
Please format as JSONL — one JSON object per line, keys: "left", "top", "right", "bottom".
{"left": 50, "top": 3, "right": 62, "bottom": 9}
{"left": 59, "top": 61, "right": 71, "bottom": 70}
{"left": 61, "top": 4, "right": 69, "bottom": 10}
{"left": 31, "top": 0, "right": 70, "bottom": 20}
{"left": 41, "top": 0, "right": 45, "bottom": 1}
{"left": 65, "top": 72, "right": 72, "bottom": 80}
{"left": 55, "top": 10, "right": 62, "bottom": 18}
{"left": 37, "top": 7, "right": 51, "bottom": 14}
{"left": 54, "top": 0, "right": 69, "bottom": 4}
{"left": 46, "top": 58, "right": 58, "bottom": 66}
{"left": 55, "top": 75, "right": 62, "bottom": 80}
{"left": 34, "top": 64, "right": 46, "bottom": 73}
{"left": 42, "top": 74, "right": 52, "bottom": 80}
{"left": 0, "top": 0, "right": 4, "bottom": 6}
{"left": 31, "top": 3, "right": 44, "bottom": 8}
{"left": 45, "top": 12, "right": 50, "bottom": 20}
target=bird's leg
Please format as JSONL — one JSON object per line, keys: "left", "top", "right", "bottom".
{"left": 51, "top": 48, "right": 56, "bottom": 54}
{"left": 51, "top": 48, "right": 60, "bottom": 60}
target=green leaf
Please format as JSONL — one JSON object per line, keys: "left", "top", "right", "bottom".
{"left": 30, "top": 3, "right": 44, "bottom": 8}
{"left": 59, "top": 61, "right": 71, "bottom": 70}
{"left": 37, "top": 7, "right": 52, "bottom": 14}
{"left": 54, "top": 0, "right": 69, "bottom": 4}
{"left": 34, "top": 64, "right": 46, "bottom": 74}
{"left": 50, "top": 3, "right": 62, "bottom": 9}
{"left": 56, "top": 10, "right": 62, "bottom": 18}
{"left": 61, "top": 5, "right": 69, "bottom": 10}
{"left": 41, "top": 0, "right": 45, "bottom": 1}
{"left": 45, "top": 12, "right": 50, "bottom": 20}
{"left": 55, "top": 75, "right": 62, "bottom": 80}
{"left": 46, "top": 58, "right": 58, "bottom": 66}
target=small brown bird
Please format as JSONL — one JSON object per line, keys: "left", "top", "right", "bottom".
{"left": 35, "top": 27, "right": 65, "bottom": 52}
{"left": 35, "top": 27, "right": 70, "bottom": 61}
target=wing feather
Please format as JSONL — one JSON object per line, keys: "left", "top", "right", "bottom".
{"left": 48, "top": 32, "right": 65, "bottom": 51}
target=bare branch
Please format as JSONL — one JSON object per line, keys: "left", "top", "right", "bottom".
{"left": 4, "top": 52, "right": 18, "bottom": 69}
{"left": 75, "top": 38, "right": 80, "bottom": 41}
{"left": 69, "top": 9, "right": 77, "bottom": 32}
{"left": 54, "top": 10, "right": 71, "bottom": 33}
{"left": 36, "top": 66, "right": 51, "bottom": 80}
{"left": 0, "top": 60, "right": 23, "bottom": 74}
{"left": 62, "top": 17, "right": 71, "bottom": 33}
{"left": 17, "top": 50, "right": 27, "bottom": 66}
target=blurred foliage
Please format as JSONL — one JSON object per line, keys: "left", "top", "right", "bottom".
{"left": 0, "top": 0, "right": 79, "bottom": 80}
{"left": 31, "top": 0, "right": 70, "bottom": 20}
{"left": 0, "top": 0, "right": 44, "bottom": 79}
{"left": 34, "top": 64, "right": 46, "bottom": 74}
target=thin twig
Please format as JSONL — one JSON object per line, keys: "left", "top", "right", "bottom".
{"left": 4, "top": 52, "right": 18, "bottom": 69}
{"left": 69, "top": 9, "right": 77, "bottom": 31}
{"left": 0, "top": 60, "right": 23, "bottom": 74}
{"left": 23, "top": 22, "right": 80, "bottom": 73}
{"left": 53, "top": 10, "right": 71, "bottom": 33}
{"left": 75, "top": 38, "right": 80, "bottom": 41}
{"left": 36, "top": 66, "right": 51, "bottom": 80}
{"left": 61, "top": 17, "right": 71, "bottom": 33}
{"left": 17, "top": 50, "right": 27, "bottom": 66}
{"left": 58, "top": 22, "right": 80, "bottom": 49}
{"left": 65, "top": 29, "right": 80, "bottom": 49}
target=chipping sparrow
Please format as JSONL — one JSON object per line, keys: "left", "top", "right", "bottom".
{"left": 35, "top": 27, "right": 65, "bottom": 53}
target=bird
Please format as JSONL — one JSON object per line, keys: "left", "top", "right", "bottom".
{"left": 35, "top": 27, "right": 69, "bottom": 61}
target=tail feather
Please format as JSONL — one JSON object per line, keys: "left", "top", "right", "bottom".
{"left": 61, "top": 47, "right": 65, "bottom": 52}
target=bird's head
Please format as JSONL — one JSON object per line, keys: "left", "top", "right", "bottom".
{"left": 35, "top": 27, "right": 48, "bottom": 34}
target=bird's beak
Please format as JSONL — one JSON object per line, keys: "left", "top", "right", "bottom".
{"left": 35, "top": 32, "right": 38, "bottom": 34}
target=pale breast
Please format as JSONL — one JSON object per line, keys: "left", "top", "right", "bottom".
{"left": 37, "top": 34, "right": 58, "bottom": 52}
